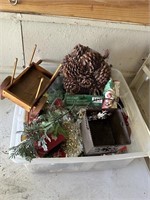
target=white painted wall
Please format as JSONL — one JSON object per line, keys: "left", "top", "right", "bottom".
{"left": 0, "top": 13, "right": 150, "bottom": 82}
{"left": 0, "top": 18, "right": 23, "bottom": 74}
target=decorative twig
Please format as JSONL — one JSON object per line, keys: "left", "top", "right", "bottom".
{"left": 42, "top": 101, "right": 75, "bottom": 130}
{"left": 29, "top": 44, "right": 37, "bottom": 65}
{"left": 11, "top": 58, "right": 18, "bottom": 85}
{"left": 35, "top": 77, "right": 44, "bottom": 99}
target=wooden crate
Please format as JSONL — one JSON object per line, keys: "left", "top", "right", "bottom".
{"left": 2, "top": 62, "right": 53, "bottom": 112}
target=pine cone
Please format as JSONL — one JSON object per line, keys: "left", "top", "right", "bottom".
{"left": 94, "top": 64, "right": 111, "bottom": 90}
{"left": 63, "top": 78, "right": 80, "bottom": 94}
{"left": 79, "top": 53, "right": 94, "bottom": 75}
{"left": 79, "top": 51, "right": 108, "bottom": 74}
{"left": 79, "top": 76, "right": 93, "bottom": 89}
{"left": 63, "top": 44, "right": 90, "bottom": 64}
{"left": 71, "top": 44, "right": 90, "bottom": 61}
{"left": 62, "top": 61, "right": 79, "bottom": 79}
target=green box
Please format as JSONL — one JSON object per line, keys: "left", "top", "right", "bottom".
{"left": 64, "top": 94, "right": 104, "bottom": 107}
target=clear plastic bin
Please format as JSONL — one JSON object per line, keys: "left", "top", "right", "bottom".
{"left": 130, "top": 54, "right": 150, "bottom": 167}
{"left": 130, "top": 54, "right": 150, "bottom": 129}
{"left": 9, "top": 68, "right": 150, "bottom": 173}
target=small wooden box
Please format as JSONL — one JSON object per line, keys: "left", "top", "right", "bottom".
{"left": 2, "top": 62, "right": 53, "bottom": 112}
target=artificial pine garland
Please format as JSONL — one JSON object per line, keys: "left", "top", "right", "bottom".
{"left": 9, "top": 97, "right": 82, "bottom": 161}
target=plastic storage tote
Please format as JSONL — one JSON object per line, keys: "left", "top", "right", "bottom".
{"left": 130, "top": 54, "right": 150, "bottom": 129}
{"left": 130, "top": 54, "right": 150, "bottom": 167}
{"left": 9, "top": 68, "right": 150, "bottom": 173}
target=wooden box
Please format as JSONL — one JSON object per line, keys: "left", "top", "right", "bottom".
{"left": 2, "top": 62, "right": 54, "bottom": 112}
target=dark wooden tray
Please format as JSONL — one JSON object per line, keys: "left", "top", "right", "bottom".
{"left": 2, "top": 62, "right": 54, "bottom": 112}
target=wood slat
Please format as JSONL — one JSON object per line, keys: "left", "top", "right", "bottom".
{"left": 0, "top": 0, "right": 149, "bottom": 25}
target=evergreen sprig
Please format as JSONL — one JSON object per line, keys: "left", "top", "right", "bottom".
{"left": 9, "top": 139, "right": 37, "bottom": 162}
{"left": 9, "top": 99, "right": 77, "bottom": 162}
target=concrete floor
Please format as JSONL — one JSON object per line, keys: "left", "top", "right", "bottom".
{"left": 0, "top": 100, "right": 150, "bottom": 200}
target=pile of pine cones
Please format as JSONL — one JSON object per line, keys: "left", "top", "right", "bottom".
{"left": 61, "top": 44, "right": 111, "bottom": 94}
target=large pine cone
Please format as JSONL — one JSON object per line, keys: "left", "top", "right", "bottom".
{"left": 94, "top": 64, "right": 111, "bottom": 91}
{"left": 70, "top": 44, "right": 90, "bottom": 61}
{"left": 63, "top": 44, "right": 90, "bottom": 64}
{"left": 62, "top": 61, "right": 79, "bottom": 79}
{"left": 63, "top": 78, "right": 80, "bottom": 94}
{"left": 77, "top": 75, "right": 93, "bottom": 89}
{"left": 79, "top": 51, "right": 104, "bottom": 71}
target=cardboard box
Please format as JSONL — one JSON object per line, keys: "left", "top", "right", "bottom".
{"left": 81, "top": 109, "right": 131, "bottom": 155}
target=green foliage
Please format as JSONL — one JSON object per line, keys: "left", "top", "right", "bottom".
{"left": 9, "top": 139, "right": 37, "bottom": 162}
{"left": 9, "top": 75, "right": 85, "bottom": 161}
{"left": 9, "top": 97, "right": 78, "bottom": 162}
